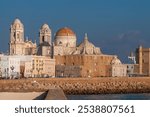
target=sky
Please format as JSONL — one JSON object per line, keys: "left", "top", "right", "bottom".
{"left": 0, "top": 0, "right": 150, "bottom": 63}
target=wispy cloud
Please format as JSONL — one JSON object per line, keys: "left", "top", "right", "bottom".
{"left": 102, "top": 30, "right": 145, "bottom": 62}
{"left": 118, "top": 30, "right": 141, "bottom": 40}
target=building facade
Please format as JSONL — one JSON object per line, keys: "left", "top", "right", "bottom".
{"left": 6, "top": 18, "right": 128, "bottom": 78}
{"left": 24, "top": 56, "right": 55, "bottom": 77}
{"left": 111, "top": 56, "right": 127, "bottom": 77}
{"left": 53, "top": 28, "right": 101, "bottom": 56}
{"left": 126, "top": 64, "right": 139, "bottom": 77}
{"left": 9, "top": 19, "right": 36, "bottom": 55}
{"left": 9, "top": 18, "right": 101, "bottom": 58}
{"left": 37, "top": 24, "right": 52, "bottom": 57}
{"left": 0, "top": 55, "right": 55, "bottom": 78}
{"left": 0, "top": 54, "right": 4, "bottom": 77}
{"left": 136, "top": 45, "right": 150, "bottom": 76}
{"left": 0, "top": 56, "right": 20, "bottom": 78}
{"left": 55, "top": 54, "right": 116, "bottom": 77}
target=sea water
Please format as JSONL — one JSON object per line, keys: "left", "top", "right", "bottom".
{"left": 67, "top": 93, "right": 150, "bottom": 100}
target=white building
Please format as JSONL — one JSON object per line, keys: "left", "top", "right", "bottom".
{"left": 0, "top": 55, "right": 55, "bottom": 78}
{"left": 0, "top": 55, "right": 34, "bottom": 78}
{"left": 0, "top": 56, "right": 20, "bottom": 78}
{"left": 111, "top": 56, "right": 127, "bottom": 77}
{"left": 0, "top": 54, "right": 4, "bottom": 77}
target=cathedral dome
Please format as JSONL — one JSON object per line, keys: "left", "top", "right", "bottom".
{"left": 54, "top": 27, "right": 77, "bottom": 47}
{"left": 55, "top": 27, "right": 75, "bottom": 36}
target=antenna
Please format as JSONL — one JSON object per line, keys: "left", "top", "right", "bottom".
{"left": 128, "top": 52, "right": 136, "bottom": 64}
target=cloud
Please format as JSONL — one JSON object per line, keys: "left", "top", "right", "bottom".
{"left": 102, "top": 30, "right": 144, "bottom": 63}
{"left": 118, "top": 30, "right": 141, "bottom": 40}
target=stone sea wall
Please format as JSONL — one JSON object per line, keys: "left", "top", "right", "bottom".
{"left": 0, "top": 77, "right": 150, "bottom": 94}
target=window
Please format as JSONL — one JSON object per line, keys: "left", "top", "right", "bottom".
{"left": 17, "top": 33, "right": 19, "bottom": 39}
{"left": 13, "top": 32, "right": 16, "bottom": 39}
{"left": 59, "top": 41, "right": 62, "bottom": 44}
{"left": 42, "top": 36, "right": 45, "bottom": 42}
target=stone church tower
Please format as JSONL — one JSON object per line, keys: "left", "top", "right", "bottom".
{"left": 10, "top": 19, "right": 24, "bottom": 55}
{"left": 37, "top": 24, "right": 52, "bottom": 57}
{"left": 39, "top": 24, "right": 51, "bottom": 45}
{"left": 9, "top": 18, "right": 37, "bottom": 55}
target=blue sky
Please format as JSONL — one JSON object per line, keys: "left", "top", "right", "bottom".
{"left": 0, "top": 0, "right": 150, "bottom": 62}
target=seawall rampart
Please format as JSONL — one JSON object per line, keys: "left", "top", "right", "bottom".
{"left": 0, "top": 77, "right": 150, "bottom": 94}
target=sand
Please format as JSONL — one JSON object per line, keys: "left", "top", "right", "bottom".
{"left": 0, "top": 92, "right": 45, "bottom": 100}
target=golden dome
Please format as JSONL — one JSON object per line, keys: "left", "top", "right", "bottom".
{"left": 55, "top": 27, "right": 76, "bottom": 36}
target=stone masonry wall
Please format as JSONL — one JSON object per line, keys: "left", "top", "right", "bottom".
{"left": 0, "top": 77, "right": 150, "bottom": 94}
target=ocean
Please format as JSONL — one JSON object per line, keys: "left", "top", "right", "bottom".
{"left": 67, "top": 93, "right": 150, "bottom": 100}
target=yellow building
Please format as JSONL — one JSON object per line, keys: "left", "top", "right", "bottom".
{"left": 136, "top": 45, "right": 150, "bottom": 76}
{"left": 24, "top": 56, "right": 55, "bottom": 77}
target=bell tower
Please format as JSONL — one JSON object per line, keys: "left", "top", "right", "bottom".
{"left": 39, "top": 24, "right": 51, "bottom": 45}
{"left": 9, "top": 18, "right": 24, "bottom": 55}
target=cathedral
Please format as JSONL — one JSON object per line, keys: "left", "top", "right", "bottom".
{"left": 9, "top": 19, "right": 36, "bottom": 55}
{"left": 9, "top": 18, "right": 101, "bottom": 57}
{"left": 53, "top": 27, "right": 101, "bottom": 55}
{"left": 8, "top": 18, "right": 127, "bottom": 78}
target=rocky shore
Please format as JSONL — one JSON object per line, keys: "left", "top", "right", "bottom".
{"left": 0, "top": 77, "right": 150, "bottom": 94}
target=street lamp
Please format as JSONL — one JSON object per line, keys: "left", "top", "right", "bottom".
{"left": 10, "top": 66, "right": 14, "bottom": 79}
{"left": 30, "top": 69, "right": 33, "bottom": 81}
{"left": 30, "top": 69, "right": 33, "bottom": 78}
{"left": 4, "top": 68, "right": 9, "bottom": 79}
{"left": 4, "top": 68, "right": 7, "bottom": 79}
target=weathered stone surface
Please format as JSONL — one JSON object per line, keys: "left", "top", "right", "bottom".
{"left": 45, "top": 88, "right": 67, "bottom": 100}
{"left": 0, "top": 77, "right": 150, "bottom": 94}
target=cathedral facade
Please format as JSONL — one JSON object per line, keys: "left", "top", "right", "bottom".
{"left": 53, "top": 27, "right": 101, "bottom": 56}
{"left": 8, "top": 18, "right": 127, "bottom": 78}
{"left": 9, "top": 19, "right": 36, "bottom": 55}
{"left": 37, "top": 24, "right": 52, "bottom": 57}
{"left": 9, "top": 18, "right": 101, "bottom": 57}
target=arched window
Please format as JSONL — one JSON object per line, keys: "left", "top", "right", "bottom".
{"left": 14, "top": 32, "right": 16, "bottom": 39}
{"left": 59, "top": 41, "right": 62, "bottom": 45}
{"left": 17, "top": 33, "right": 19, "bottom": 39}
{"left": 42, "top": 36, "right": 45, "bottom": 42}
{"left": 12, "top": 49, "right": 14, "bottom": 54}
